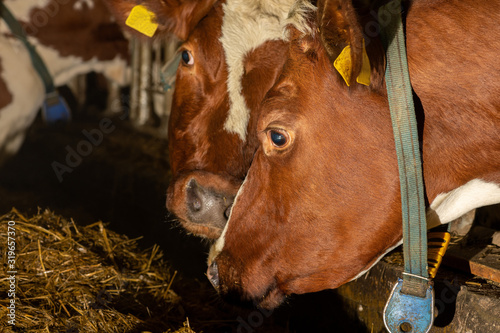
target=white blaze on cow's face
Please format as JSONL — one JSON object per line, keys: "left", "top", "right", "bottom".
{"left": 220, "top": 0, "right": 297, "bottom": 141}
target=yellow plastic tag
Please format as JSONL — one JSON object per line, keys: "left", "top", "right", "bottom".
{"left": 427, "top": 231, "right": 451, "bottom": 279}
{"left": 125, "top": 5, "right": 158, "bottom": 37}
{"left": 356, "top": 40, "right": 371, "bottom": 86}
{"left": 333, "top": 44, "right": 353, "bottom": 86}
{"left": 333, "top": 40, "right": 371, "bottom": 87}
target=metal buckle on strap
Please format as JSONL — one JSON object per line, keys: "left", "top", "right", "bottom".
{"left": 384, "top": 278, "right": 434, "bottom": 333}
{"left": 379, "top": 0, "right": 435, "bottom": 331}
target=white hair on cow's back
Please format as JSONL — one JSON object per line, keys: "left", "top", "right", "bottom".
{"left": 221, "top": 0, "right": 296, "bottom": 141}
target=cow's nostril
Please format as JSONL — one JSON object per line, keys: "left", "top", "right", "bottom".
{"left": 207, "top": 261, "right": 219, "bottom": 290}
{"left": 191, "top": 197, "right": 202, "bottom": 212}
{"left": 184, "top": 177, "right": 234, "bottom": 232}
{"left": 187, "top": 179, "right": 203, "bottom": 212}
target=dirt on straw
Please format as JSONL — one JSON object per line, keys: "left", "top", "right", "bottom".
{"left": 0, "top": 208, "right": 197, "bottom": 333}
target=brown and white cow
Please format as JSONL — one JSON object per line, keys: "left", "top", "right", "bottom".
{"left": 104, "top": 0, "right": 297, "bottom": 239}
{"left": 207, "top": 0, "right": 500, "bottom": 309}
{"left": 0, "top": 0, "right": 129, "bottom": 163}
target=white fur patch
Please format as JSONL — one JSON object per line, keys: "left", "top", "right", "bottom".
{"left": 427, "top": 179, "right": 500, "bottom": 228}
{"left": 221, "top": 0, "right": 296, "bottom": 141}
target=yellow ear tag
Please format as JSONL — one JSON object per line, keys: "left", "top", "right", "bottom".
{"left": 125, "top": 5, "right": 158, "bottom": 37}
{"left": 333, "top": 40, "right": 371, "bottom": 87}
{"left": 356, "top": 40, "right": 371, "bottom": 86}
{"left": 333, "top": 44, "right": 353, "bottom": 86}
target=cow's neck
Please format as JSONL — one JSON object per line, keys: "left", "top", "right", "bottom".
{"left": 405, "top": 0, "right": 500, "bottom": 226}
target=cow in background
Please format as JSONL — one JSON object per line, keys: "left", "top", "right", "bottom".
{"left": 207, "top": 0, "right": 500, "bottom": 309}
{"left": 0, "top": 0, "right": 129, "bottom": 163}
{"left": 104, "top": 0, "right": 297, "bottom": 239}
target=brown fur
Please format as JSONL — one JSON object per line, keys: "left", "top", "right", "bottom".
{"left": 149, "top": 0, "right": 219, "bottom": 40}
{"left": 213, "top": 0, "right": 500, "bottom": 308}
{"left": 407, "top": 0, "right": 500, "bottom": 200}
{"left": 23, "top": 0, "right": 129, "bottom": 61}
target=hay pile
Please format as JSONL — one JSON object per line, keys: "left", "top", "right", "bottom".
{"left": 0, "top": 208, "right": 196, "bottom": 333}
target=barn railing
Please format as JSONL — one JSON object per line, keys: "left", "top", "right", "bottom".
{"left": 128, "top": 36, "right": 179, "bottom": 137}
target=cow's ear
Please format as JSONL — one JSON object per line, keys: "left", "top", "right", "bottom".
{"left": 317, "top": 0, "right": 369, "bottom": 86}
{"left": 103, "top": 0, "right": 150, "bottom": 38}
{"left": 104, "top": 0, "right": 218, "bottom": 40}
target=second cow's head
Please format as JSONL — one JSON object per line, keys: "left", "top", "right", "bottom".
{"left": 106, "top": 0, "right": 298, "bottom": 238}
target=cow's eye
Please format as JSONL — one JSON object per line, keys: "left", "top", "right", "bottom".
{"left": 268, "top": 129, "right": 290, "bottom": 148}
{"left": 181, "top": 50, "right": 194, "bottom": 66}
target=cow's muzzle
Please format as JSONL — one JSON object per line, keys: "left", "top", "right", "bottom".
{"left": 185, "top": 178, "right": 233, "bottom": 229}
{"left": 166, "top": 171, "right": 240, "bottom": 239}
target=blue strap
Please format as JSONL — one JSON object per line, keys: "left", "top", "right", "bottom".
{"left": 380, "top": 1, "right": 434, "bottom": 332}
{"left": 380, "top": 0, "right": 428, "bottom": 294}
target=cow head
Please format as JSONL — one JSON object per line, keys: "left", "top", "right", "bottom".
{"left": 207, "top": 0, "right": 404, "bottom": 309}
{"left": 104, "top": 0, "right": 295, "bottom": 239}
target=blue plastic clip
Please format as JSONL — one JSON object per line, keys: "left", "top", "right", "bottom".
{"left": 383, "top": 277, "right": 434, "bottom": 333}
{"left": 41, "top": 91, "right": 71, "bottom": 124}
